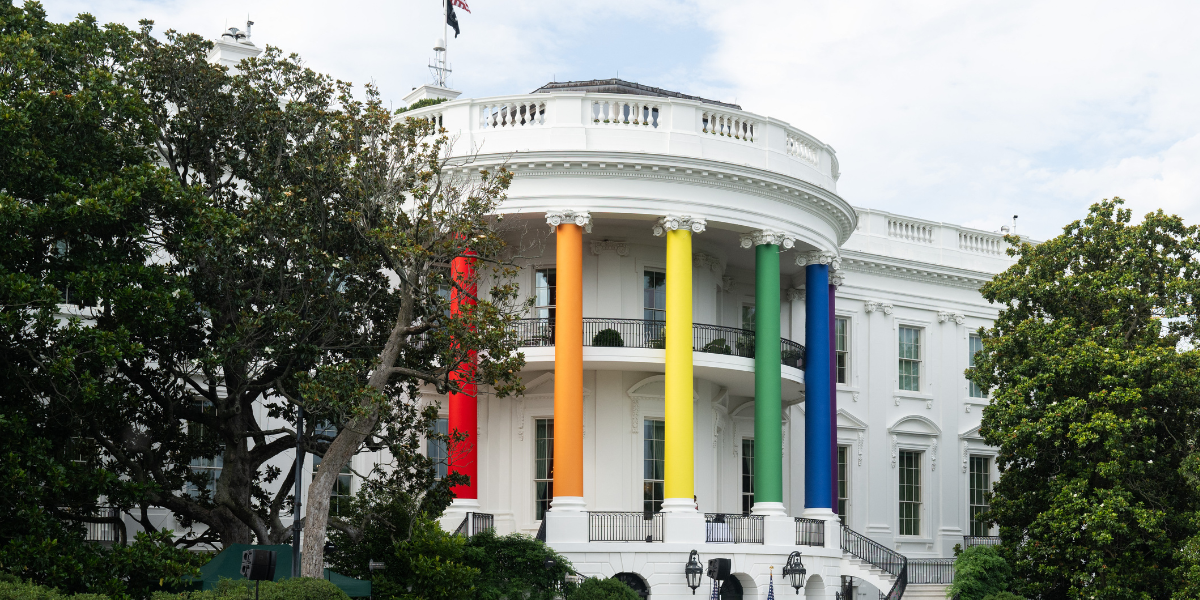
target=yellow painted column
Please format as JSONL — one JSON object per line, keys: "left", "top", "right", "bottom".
{"left": 655, "top": 215, "right": 705, "bottom": 511}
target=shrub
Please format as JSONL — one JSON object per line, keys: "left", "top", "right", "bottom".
{"left": 462, "top": 530, "right": 572, "bottom": 600}
{"left": 150, "top": 578, "right": 349, "bottom": 600}
{"left": 701, "top": 339, "right": 731, "bottom": 354}
{"left": 591, "top": 329, "right": 624, "bottom": 347}
{"left": 0, "top": 580, "right": 107, "bottom": 600}
{"left": 566, "top": 578, "right": 640, "bottom": 600}
{"left": 945, "top": 546, "right": 1014, "bottom": 600}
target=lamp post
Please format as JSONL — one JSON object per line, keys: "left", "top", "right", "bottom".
{"left": 685, "top": 550, "right": 703, "bottom": 595}
{"left": 783, "top": 551, "right": 807, "bottom": 594}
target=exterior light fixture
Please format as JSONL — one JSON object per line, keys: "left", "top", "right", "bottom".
{"left": 783, "top": 551, "right": 807, "bottom": 594}
{"left": 685, "top": 550, "right": 703, "bottom": 594}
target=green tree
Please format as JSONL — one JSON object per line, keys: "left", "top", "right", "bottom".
{"left": 461, "top": 530, "right": 573, "bottom": 600}
{"left": 566, "top": 578, "right": 641, "bottom": 600}
{"left": 945, "top": 546, "right": 1016, "bottom": 600}
{"left": 970, "top": 199, "right": 1200, "bottom": 599}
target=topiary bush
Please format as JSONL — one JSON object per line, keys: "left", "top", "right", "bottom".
{"left": 701, "top": 338, "right": 731, "bottom": 354}
{"left": 591, "top": 329, "right": 624, "bottom": 347}
{"left": 566, "top": 577, "right": 640, "bottom": 600}
{"left": 945, "top": 546, "right": 1018, "bottom": 600}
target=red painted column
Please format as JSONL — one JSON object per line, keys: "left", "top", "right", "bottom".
{"left": 448, "top": 250, "right": 478, "bottom": 500}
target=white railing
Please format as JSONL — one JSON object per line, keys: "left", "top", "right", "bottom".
{"left": 787, "top": 133, "right": 819, "bottom": 165}
{"left": 478, "top": 100, "right": 547, "bottom": 129}
{"left": 888, "top": 218, "right": 935, "bottom": 244}
{"left": 959, "top": 231, "right": 1006, "bottom": 255}
{"left": 591, "top": 99, "right": 662, "bottom": 127}
{"left": 700, "top": 109, "right": 757, "bottom": 142}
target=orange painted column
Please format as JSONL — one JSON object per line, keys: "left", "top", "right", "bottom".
{"left": 551, "top": 215, "right": 586, "bottom": 509}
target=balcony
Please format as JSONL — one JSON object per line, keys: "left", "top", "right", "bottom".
{"left": 513, "top": 318, "right": 805, "bottom": 370}
{"left": 705, "top": 513, "right": 764, "bottom": 544}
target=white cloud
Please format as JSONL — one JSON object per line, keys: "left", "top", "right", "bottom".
{"left": 41, "top": 0, "right": 1200, "bottom": 239}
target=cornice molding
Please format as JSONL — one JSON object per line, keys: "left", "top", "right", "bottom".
{"left": 838, "top": 251, "right": 995, "bottom": 290}
{"left": 461, "top": 151, "right": 857, "bottom": 246}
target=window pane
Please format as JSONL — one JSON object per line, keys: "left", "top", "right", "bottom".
{"left": 742, "top": 305, "right": 756, "bottom": 331}
{"left": 969, "top": 456, "right": 991, "bottom": 536}
{"left": 741, "top": 439, "right": 754, "bottom": 516}
{"left": 969, "top": 334, "right": 986, "bottom": 398}
{"left": 644, "top": 271, "right": 666, "bottom": 322}
{"left": 644, "top": 419, "right": 665, "bottom": 513}
{"left": 535, "top": 418, "right": 554, "bottom": 520}
{"left": 837, "top": 446, "right": 850, "bottom": 525}
{"left": 535, "top": 269, "right": 556, "bottom": 320}
{"left": 836, "top": 317, "right": 850, "bottom": 384}
{"left": 898, "top": 450, "right": 921, "bottom": 536}
{"left": 428, "top": 418, "right": 449, "bottom": 479}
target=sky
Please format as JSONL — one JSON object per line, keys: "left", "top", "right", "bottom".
{"left": 40, "top": 0, "right": 1200, "bottom": 241}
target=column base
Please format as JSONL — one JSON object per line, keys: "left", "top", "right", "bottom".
{"left": 750, "top": 501, "right": 787, "bottom": 517}
{"left": 659, "top": 497, "right": 698, "bottom": 513}
{"left": 803, "top": 507, "right": 842, "bottom": 547}
{"left": 545, "top": 497, "right": 588, "bottom": 543}
{"left": 437, "top": 497, "right": 482, "bottom": 533}
{"left": 763, "top": 514, "right": 795, "bottom": 546}
{"left": 662, "top": 510, "right": 706, "bottom": 544}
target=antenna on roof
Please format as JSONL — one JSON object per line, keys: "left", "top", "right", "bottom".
{"left": 429, "top": 37, "right": 451, "bottom": 87}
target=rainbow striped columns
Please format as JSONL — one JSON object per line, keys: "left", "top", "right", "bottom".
{"left": 802, "top": 251, "right": 837, "bottom": 511}
{"left": 740, "top": 230, "right": 796, "bottom": 517}
{"left": 545, "top": 211, "right": 590, "bottom": 518}
{"left": 829, "top": 269, "right": 844, "bottom": 509}
{"left": 653, "top": 215, "right": 706, "bottom": 514}
{"left": 448, "top": 249, "right": 478, "bottom": 501}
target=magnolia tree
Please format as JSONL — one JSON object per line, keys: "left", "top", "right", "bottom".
{"left": 3, "top": 10, "right": 526, "bottom": 556}
{"left": 971, "top": 199, "right": 1200, "bottom": 599}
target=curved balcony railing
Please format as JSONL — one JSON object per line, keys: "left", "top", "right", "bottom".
{"left": 512, "top": 317, "right": 805, "bottom": 370}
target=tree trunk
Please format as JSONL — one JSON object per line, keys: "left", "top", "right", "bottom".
{"left": 300, "top": 409, "right": 378, "bottom": 577}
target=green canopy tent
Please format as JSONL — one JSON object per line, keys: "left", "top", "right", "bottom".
{"left": 187, "top": 544, "right": 371, "bottom": 598}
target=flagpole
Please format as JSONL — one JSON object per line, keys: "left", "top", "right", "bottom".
{"left": 442, "top": 0, "right": 448, "bottom": 86}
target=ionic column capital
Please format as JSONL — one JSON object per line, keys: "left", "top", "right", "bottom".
{"left": 798, "top": 250, "right": 841, "bottom": 269}
{"left": 546, "top": 210, "right": 592, "bottom": 233}
{"left": 830, "top": 270, "right": 846, "bottom": 287}
{"left": 739, "top": 229, "right": 796, "bottom": 249}
{"left": 652, "top": 215, "right": 706, "bottom": 236}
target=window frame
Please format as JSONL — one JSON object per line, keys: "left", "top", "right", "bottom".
{"left": 643, "top": 269, "right": 666, "bottom": 322}
{"left": 837, "top": 445, "right": 851, "bottom": 525}
{"left": 897, "top": 324, "right": 924, "bottom": 393}
{"left": 741, "top": 438, "right": 755, "bottom": 516}
{"left": 533, "top": 418, "right": 554, "bottom": 521}
{"left": 968, "top": 455, "right": 993, "bottom": 536}
{"left": 428, "top": 417, "right": 449, "bottom": 480}
{"left": 835, "top": 316, "right": 851, "bottom": 385}
{"left": 741, "top": 303, "right": 756, "bottom": 332}
{"left": 533, "top": 267, "right": 557, "bottom": 320}
{"left": 897, "top": 449, "right": 922, "bottom": 537}
{"left": 968, "top": 333, "right": 986, "bottom": 399}
{"left": 643, "top": 419, "right": 665, "bottom": 514}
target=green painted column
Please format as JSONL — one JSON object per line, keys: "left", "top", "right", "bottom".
{"left": 752, "top": 240, "right": 785, "bottom": 514}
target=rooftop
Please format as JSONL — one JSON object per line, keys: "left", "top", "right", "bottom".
{"left": 530, "top": 78, "right": 741, "bottom": 110}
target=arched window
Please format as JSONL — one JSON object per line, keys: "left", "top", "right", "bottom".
{"left": 613, "top": 573, "right": 649, "bottom": 599}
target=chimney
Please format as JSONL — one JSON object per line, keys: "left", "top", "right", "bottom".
{"left": 207, "top": 18, "right": 263, "bottom": 72}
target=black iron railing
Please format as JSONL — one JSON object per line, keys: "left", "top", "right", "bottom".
{"left": 588, "top": 511, "right": 663, "bottom": 542}
{"left": 453, "top": 512, "right": 495, "bottom": 538}
{"left": 704, "top": 514, "right": 764, "bottom": 544}
{"left": 842, "top": 526, "right": 907, "bottom": 600}
{"left": 60, "top": 506, "right": 123, "bottom": 544}
{"left": 907, "top": 559, "right": 955, "bottom": 584}
{"left": 962, "top": 535, "right": 1001, "bottom": 548}
{"left": 795, "top": 517, "right": 826, "bottom": 546}
{"left": 514, "top": 318, "right": 805, "bottom": 369}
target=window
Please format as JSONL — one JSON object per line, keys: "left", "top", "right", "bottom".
{"left": 969, "top": 456, "right": 991, "bottom": 536}
{"left": 968, "top": 334, "right": 986, "bottom": 398}
{"left": 643, "top": 270, "right": 666, "bottom": 322}
{"left": 741, "top": 304, "right": 756, "bottom": 332}
{"left": 313, "top": 422, "right": 353, "bottom": 516}
{"left": 643, "top": 420, "right": 665, "bottom": 513}
{"left": 428, "top": 418, "right": 449, "bottom": 480}
{"left": 741, "top": 439, "right": 755, "bottom": 515}
{"left": 898, "top": 450, "right": 922, "bottom": 536}
{"left": 534, "top": 418, "right": 554, "bottom": 521}
{"left": 534, "top": 269, "right": 556, "bottom": 320}
{"left": 836, "top": 317, "right": 850, "bottom": 384}
{"left": 837, "top": 445, "right": 850, "bottom": 525}
{"left": 898, "top": 326, "right": 922, "bottom": 392}
{"left": 187, "top": 402, "right": 223, "bottom": 498}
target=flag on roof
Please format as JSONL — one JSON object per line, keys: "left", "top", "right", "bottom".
{"left": 446, "top": 1, "right": 460, "bottom": 37}
{"left": 452, "top": 0, "right": 471, "bottom": 13}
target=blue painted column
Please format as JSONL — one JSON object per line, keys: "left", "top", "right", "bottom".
{"left": 804, "top": 258, "right": 832, "bottom": 509}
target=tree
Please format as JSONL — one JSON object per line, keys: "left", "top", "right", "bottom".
{"left": 945, "top": 546, "right": 1016, "bottom": 600}
{"left": 970, "top": 199, "right": 1200, "bottom": 599}
{"left": 3, "top": 0, "right": 525, "bottom": 556}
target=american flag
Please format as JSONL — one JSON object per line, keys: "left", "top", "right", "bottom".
{"left": 452, "top": 0, "right": 470, "bottom": 13}
{"left": 767, "top": 570, "right": 775, "bottom": 600}
{"left": 710, "top": 578, "right": 720, "bottom": 600}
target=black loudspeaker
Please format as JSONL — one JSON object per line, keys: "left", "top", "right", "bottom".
{"left": 240, "top": 549, "right": 277, "bottom": 581}
{"left": 706, "top": 557, "right": 731, "bottom": 581}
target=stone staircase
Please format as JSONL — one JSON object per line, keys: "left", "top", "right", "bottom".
{"left": 837, "top": 526, "right": 953, "bottom": 600}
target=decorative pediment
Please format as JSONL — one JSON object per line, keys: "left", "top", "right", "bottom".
{"left": 888, "top": 414, "right": 942, "bottom": 436}
{"left": 836, "top": 409, "right": 868, "bottom": 430}
{"left": 960, "top": 425, "right": 984, "bottom": 441}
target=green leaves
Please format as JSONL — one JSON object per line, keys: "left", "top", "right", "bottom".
{"left": 972, "top": 199, "right": 1200, "bottom": 599}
